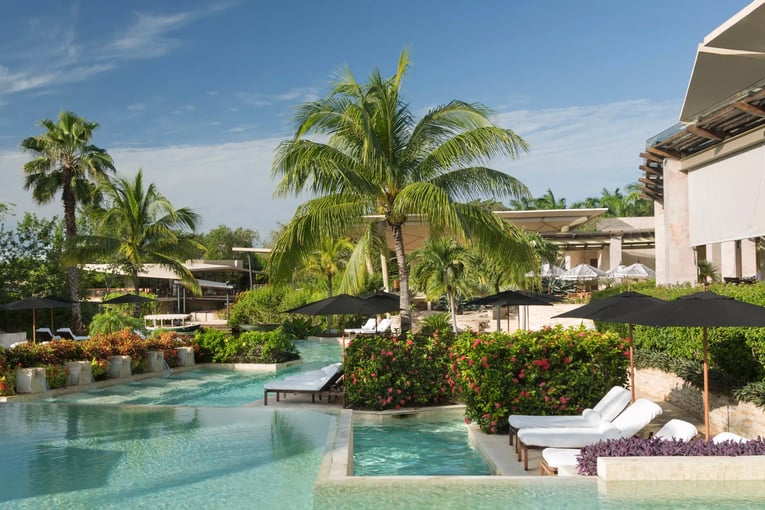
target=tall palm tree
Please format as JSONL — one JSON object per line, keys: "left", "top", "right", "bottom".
{"left": 411, "top": 238, "right": 476, "bottom": 333}
{"left": 69, "top": 170, "right": 204, "bottom": 317}
{"left": 21, "top": 112, "right": 115, "bottom": 332}
{"left": 269, "top": 51, "right": 536, "bottom": 331}
{"left": 534, "top": 188, "right": 567, "bottom": 210}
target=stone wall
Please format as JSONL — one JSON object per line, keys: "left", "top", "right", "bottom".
{"left": 636, "top": 367, "right": 765, "bottom": 438}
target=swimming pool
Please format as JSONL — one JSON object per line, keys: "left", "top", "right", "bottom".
{"left": 353, "top": 418, "right": 491, "bottom": 476}
{"left": 55, "top": 340, "right": 341, "bottom": 406}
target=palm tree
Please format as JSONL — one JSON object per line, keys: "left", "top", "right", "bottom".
{"left": 269, "top": 51, "right": 536, "bottom": 331}
{"left": 534, "top": 188, "right": 567, "bottom": 209}
{"left": 21, "top": 112, "right": 115, "bottom": 332}
{"left": 69, "top": 170, "right": 204, "bottom": 317}
{"left": 411, "top": 238, "right": 475, "bottom": 333}
{"left": 299, "top": 236, "right": 354, "bottom": 330}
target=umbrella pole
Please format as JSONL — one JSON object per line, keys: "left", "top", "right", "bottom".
{"left": 703, "top": 327, "right": 710, "bottom": 440}
{"left": 495, "top": 305, "right": 501, "bottom": 332}
{"left": 629, "top": 324, "right": 636, "bottom": 403}
{"left": 32, "top": 308, "right": 36, "bottom": 343}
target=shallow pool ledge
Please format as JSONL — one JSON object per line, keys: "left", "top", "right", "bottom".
{"left": 598, "top": 455, "right": 765, "bottom": 481}
{"left": 318, "top": 409, "right": 353, "bottom": 480}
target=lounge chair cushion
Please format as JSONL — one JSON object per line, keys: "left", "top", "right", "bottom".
{"left": 713, "top": 432, "right": 747, "bottom": 443}
{"left": 654, "top": 419, "right": 698, "bottom": 441}
{"left": 518, "top": 398, "right": 663, "bottom": 449}
{"left": 508, "top": 386, "right": 629, "bottom": 430}
{"left": 541, "top": 448, "right": 581, "bottom": 476}
{"left": 264, "top": 363, "right": 343, "bottom": 392}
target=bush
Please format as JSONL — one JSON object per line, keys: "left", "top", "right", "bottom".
{"left": 89, "top": 311, "right": 144, "bottom": 336}
{"left": 228, "top": 285, "right": 314, "bottom": 328}
{"left": 417, "top": 312, "right": 454, "bottom": 338}
{"left": 282, "top": 316, "right": 322, "bottom": 340}
{"left": 577, "top": 436, "right": 765, "bottom": 476}
{"left": 44, "top": 364, "right": 69, "bottom": 389}
{"left": 192, "top": 327, "right": 299, "bottom": 364}
{"left": 450, "top": 325, "right": 629, "bottom": 433}
{"left": 344, "top": 332, "right": 454, "bottom": 410}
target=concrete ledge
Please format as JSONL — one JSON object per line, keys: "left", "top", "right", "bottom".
{"left": 598, "top": 455, "right": 765, "bottom": 481}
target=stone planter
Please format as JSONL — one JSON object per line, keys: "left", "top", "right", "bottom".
{"left": 107, "top": 355, "right": 132, "bottom": 379}
{"left": 176, "top": 347, "right": 195, "bottom": 367}
{"left": 146, "top": 351, "right": 166, "bottom": 372}
{"left": 65, "top": 361, "right": 93, "bottom": 386}
{"left": 15, "top": 367, "right": 47, "bottom": 393}
{"left": 598, "top": 455, "right": 765, "bottom": 481}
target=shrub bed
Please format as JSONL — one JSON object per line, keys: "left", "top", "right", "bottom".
{"left": 343, "top": 332, "right": 453, "bottom": 410}
{"left": 577, "top": 436, "right": 765, "bottom": 476}
{"left": 192, "top": 327, "right": 299, "bottom": 364}
{"left": 450, "top": 326, "right": 629, "bottom": 433}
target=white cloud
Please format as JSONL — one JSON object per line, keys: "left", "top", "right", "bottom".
{"left": 104, "top": 12, "right": 190, "bottom": 59}
{"left": 127, "top": 102, "right": 145, "bottom": 111}
{"left": 0, "top": 98, "right": 680, "bottom": 237}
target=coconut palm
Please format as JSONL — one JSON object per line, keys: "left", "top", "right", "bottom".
{"left": 21, "top": 111, "right": 115, "bottom": 332}
{"left": 68, "top": 170, "right": 204, "bottom": 317}
{"left": 269, "top": 51, "right": 536, "bottom": 331}
{"left": 411, "top": 238, "right": 476, "bottom": 333}
{"left": 298, "top": 236, "right": 354, "bottom": 330}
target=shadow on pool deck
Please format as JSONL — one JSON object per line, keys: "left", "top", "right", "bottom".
{"left": 255, "top": 390, "right": 705, "bottom": 477}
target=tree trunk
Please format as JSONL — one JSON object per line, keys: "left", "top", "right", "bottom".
{"left": 448, "top": 289, "right": 458, "bottom": 333}
{"left": 62, "top": 171, "right": 83, "bottom": 334}
{"left": 390, "top": 223, "right": 411, "bottom": 332}
{"left": 326, "top": 274, "right": 333, "bottom": 330}
{"left": 132, "top": 268, "right": 141, "bottom": 318}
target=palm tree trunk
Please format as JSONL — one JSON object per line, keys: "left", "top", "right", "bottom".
{"left": 132, "top": 268, "right": 141, "bottom": 318}
{"left": 326, "top": 274, "right": 333, "bottom": 331}
{"left": 448, "top": 289, "right": 458, "bottom": 333}
{"left": 391, "top": 223, "right": 412, "bottom": 332}
{"left": 62, "top": 174, "right": 84, "bottom": 334}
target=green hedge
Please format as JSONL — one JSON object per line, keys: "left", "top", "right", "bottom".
{"left": 450, "top": 326, "right": 629, "bottom": 433}
{"left": 343, "top": 333, "right": 453, "bottom": 410}
{"left": 192, "top": 327, "right": 299, "bottom": 364}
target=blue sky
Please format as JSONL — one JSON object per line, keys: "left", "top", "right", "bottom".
{"left": 0, "top": 1, "right": 753, "bottom": 236}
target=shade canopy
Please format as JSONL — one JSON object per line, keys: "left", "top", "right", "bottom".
{"left": 466, "top": 290, "right": 554, "bottom": 308}
{"left": 102, "top": 294, "right": 157, "bottom": 305}
{"left": 5, "top": 296, "right": 74, "bottom": 343}
{"left": 359, "top": 291, "right": 400, "bottom": 315}
{"left": 525, "top": 262, "right": 566, "bottom": 278}
{"left": 283, "top": 294, "right": 369, "bottom": 316}
{"left": 560, "top": 264, "right": 607, "bottom": 281}
{"left": 553, "top": 291, "right": 664, "bottom": 322}
{"left": 606, "top": 291, "right": 765, "bottom": 440}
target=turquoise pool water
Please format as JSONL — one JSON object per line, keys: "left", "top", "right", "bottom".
{"left": 55, "top": 340, "right": 341, "bottom": 406}
{"left": 353, "top": 419, "right": 491, "bottom": 476}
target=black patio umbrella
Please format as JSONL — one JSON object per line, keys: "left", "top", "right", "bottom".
{"left": 466, "top": 290, "right": 553, "bottom": 332}
{"left": 606, "top": 291, "right": 765, "bottom": 439}
{"left": 102, "top": 294, "right": 157, "bottom": 304}
{"left": 553, "top": 291, "right": 666, "bottom": 402}
{"left": 359, "top": 291, "right": 401, "bottom": 316}
{"left": 6, "top": 296, "right": 73, "bottom": 343}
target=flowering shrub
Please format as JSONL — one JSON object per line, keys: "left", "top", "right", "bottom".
{"left": 343, "top": 332, "right": 453, "bottom": 410}
{"left": 90, "top": 358, "right": 109, "bottom": 380}
{"left": 0, "top": 349, "right": 15, "bottom": 395}
{"left": 577, "top": 436, "right": 765, "bottom": 476}
{"left": 450, "top": 325, "right": 629, "bottom": 433}
{"left": 144, "top": 331, "right": 189, "bottom": 368}
{"left": 44, "top": 364, "right": 69, "bottom": 389}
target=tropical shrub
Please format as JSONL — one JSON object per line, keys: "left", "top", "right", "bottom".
{"left": 228, "top": 285, "right": 313, "bottom": 328}
{"left": 192, "top": 327, "right": 298, "bottom": 364}
{"left": 577, "top": 436, "right": 765, "bottom": 476}
{"left": 417, "top": 312, "right": 454, "bottom": 338}
{"left": 282, "top": 316, "right": 322, "bottom": 340}
{"left": 343, "top": 333, "right": 454, "bottom": 410}
{"left": 89, "top": 311, "right": 144, "bottom": 336}
{"left": 144, "top": 331, "right": 189, "bottom": 368}
{"left": 44, "top": 364, "right": 69, "bottom": 389}
{"left": 450, "top": 325, "right": 629, "bottom": 433}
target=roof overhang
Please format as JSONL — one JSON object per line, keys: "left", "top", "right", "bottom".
{"left": 363, "top": 209, "right": 608, "bottom": 252}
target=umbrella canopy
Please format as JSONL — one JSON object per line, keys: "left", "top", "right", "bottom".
{"left": 553, "top": 291, "right": 666, "bottom": 402}
{"left": 560, "top": 263, "right": 607, "bottom": 281}
{"left": 607, "top": 291, "right": 765, "bottom": 439}
{"left": 359, "top": 291, "right": 400, "bottom": 315}
{"left": 467, "top": 290, "right": 553, "bottom": 332}
{"left": 609, "top": 263, "right": 656, "bottom": 280}
{"left": 6, "top": 296, "right": 73, "bottom": 342}
{"left": 102, "top": 294, "right": 157, "bottom": 304}
{"left": 283, "top": 294, "right": 368, "bottom": 316}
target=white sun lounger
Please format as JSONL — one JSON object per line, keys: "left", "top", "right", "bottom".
{"left": 345, "top": 318, "right": 377, "bottom": 335}
{"left": 263, "top": 362, "right": 343, "bottom": 405}
{"left": 35, "top": 328, "right": 61, "bottom": 341}
{"left": 517, "top": 398, "right": 663, "bottom": 470}
{"left": 56, "top": 327, "right": 89, "bottom": 341}
{"left": 540, "top": 418, "right": 699, "bottom": 476}
{"left": 712, "top": 431, "right": 748, "bottom": 443}
{"left": 508, "top": 386, "right": 632, "bottom": 447}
